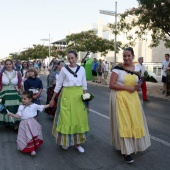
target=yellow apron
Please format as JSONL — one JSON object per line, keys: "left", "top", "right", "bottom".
{"left": 117, "top": 74, "right": 145, "bottom": 138}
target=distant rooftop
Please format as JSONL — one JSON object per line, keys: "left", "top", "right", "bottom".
{"left": 52, "top": 38, "right": 67, "bottom": 45}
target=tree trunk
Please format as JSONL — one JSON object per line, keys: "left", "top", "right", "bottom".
{"left": 81, "top": 51, "right": 90, "bottom": 64}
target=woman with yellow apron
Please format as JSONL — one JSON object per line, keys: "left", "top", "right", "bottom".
{"left": 109, "top": 47, "right": 151, "bottom": 163}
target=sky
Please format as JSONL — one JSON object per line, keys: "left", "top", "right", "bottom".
{"left": 0, "top": 0, "right": 138, "bottom": 59}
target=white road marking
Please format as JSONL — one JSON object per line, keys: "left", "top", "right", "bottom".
{"left": 89, "top": 109, "right": 170, "bottom": 148}
{"left": 90, "top": 109, "right": 110, "bottom": 120}
{"left": 150, "top": 135, "right": 170, "bottom": 148}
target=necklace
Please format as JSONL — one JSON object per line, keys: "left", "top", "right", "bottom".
{"left": 4, "top": 70, "right": 17, "bottom": 85}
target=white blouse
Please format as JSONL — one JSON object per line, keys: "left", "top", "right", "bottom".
{"left": 136, "top": 63, "right": 145, "bottom": 77}
{"left": 55, "top": 73, "right": 59, "bottom": 84}
{"left": 112, "top": 65, "right": 140, "bottom": 86}
{"left": 17, "top": 104, "right": 44, "bottom": 119}
{"left": 2, "top": 70, "right": 18, "bottom": 85}
{"left": 54, "top": 66, "right": 87, "bottom": 93}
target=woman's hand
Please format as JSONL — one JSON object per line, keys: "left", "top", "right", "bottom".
{"left": 7, "top": 112, "right": 11, "bottom": 116}
{"left": 49, "top": 98, "right": 55, "bottom": 107}
{"left": 128, "top": 84, "right": 140, "bottom": 93}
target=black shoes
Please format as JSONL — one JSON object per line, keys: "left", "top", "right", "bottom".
{"left": 162, "top": 90, "right": 165, "bottom": 94}
{"left": 123, "top": 155, "right": 134, "bottom": 163}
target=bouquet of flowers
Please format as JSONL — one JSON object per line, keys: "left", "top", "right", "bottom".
{"left": 144, "top": 71, "right": 157, "bottom": 83}
{"left": 0, "top": 98, "right": 15, "bottom": 123}
{"left": 81, "top": 93, "right": 94, "bottom": 114}
{"left": 81, "top": 93, "right": 94, "bottom": 102}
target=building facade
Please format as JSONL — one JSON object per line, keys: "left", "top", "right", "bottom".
{"left": 53, "top": 18, "right": 169, "bottom": 76}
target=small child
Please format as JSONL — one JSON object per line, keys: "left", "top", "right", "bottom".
{"left": 7, "top": 91, "right": 50, "bottom": 156}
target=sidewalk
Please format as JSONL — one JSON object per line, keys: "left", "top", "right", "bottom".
{"left": 39, "top": 68, "right": 49, "bottom": 76}
{"left": 39, "top": 69, "right": 169, "bottom": 101}
{"left": 87, "top": 75, "right": 170, "bottom": 101}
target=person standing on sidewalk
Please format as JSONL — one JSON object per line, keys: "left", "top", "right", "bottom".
{"left": 165, "top": 62, "right": 170, "bottom": 96}
{"left": 162, "top": 54, "right": 170, "bottom": 94}
{"left": 92, "top": 58, "right": 98, "bottom": 82}
{"left": 97, "top": 59, "right": 103, "bottom": 83}
{"left": 109, "top": 47, "right": 151, "bottom": 164}
{"left": 136, "top": 57, "right": 149, "bottom": 102}
{"left": 104, "top": 61, "right": 109, "bottom": 79}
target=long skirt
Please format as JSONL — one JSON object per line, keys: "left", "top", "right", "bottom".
{"left": 45, "top": 85, "right": 59, "bottom": 116}
{"left": 52, "top": 86, "right": 89, "bottom": 147}
{"left": 0, "top": 85, "right": 22, "bottom": 126}
{"left": 17, "top": 118, "right": 43, "bottom": 152}
{"left": 110, "top": 90, "right": 151, "bottom": 155}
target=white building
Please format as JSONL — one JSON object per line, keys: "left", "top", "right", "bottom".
{"left": 53, "top": 18, "right": 169, "bottom": 76}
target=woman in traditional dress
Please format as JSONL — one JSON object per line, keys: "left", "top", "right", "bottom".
{"left": 50, "top": 50, "right": 89, "bottom": 153}
{"left": 0, "top": 59, "right": 22, "bottom": 130}
{"left": 21, "top": 61, "right": 29, "bottom": 78}
{"left": 45, "top": 61, "right": 64, "bottom": 116}
{"left": 109, "top": 47, "right": 151, "bottom": 163}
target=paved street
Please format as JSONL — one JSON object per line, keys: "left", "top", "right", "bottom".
{"left": 0, "top": 74, "right": 170, "bottom": 170}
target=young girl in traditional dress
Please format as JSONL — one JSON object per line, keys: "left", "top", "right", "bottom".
{"left": 7, "top": 91, "right": 50, "bottom": 156}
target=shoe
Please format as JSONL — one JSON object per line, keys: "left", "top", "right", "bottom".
{"left": 92, "top": 80, "right": 95, "bottom": 82}
{"left": 62, "top": 146, "right": 68, "bottom": 150}
{"left": 143, "top": 99, "right": 150, "bottom": 102}
{"left": 31, "top": 151, "right": 36, "bottom": 156}
{"left": 162, "top": 90, "right": 165, "bottom": 94}
{"left": 123, "top": 155, "right": 134, "bottom": 163}
{"left": 14, "top": 128, "right": 18, "bottom": 133}
{"left": 75, "top": 146, "right": 85, "bottom": 153}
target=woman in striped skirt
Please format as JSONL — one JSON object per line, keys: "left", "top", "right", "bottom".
{"left": 0, "top": 59, "right": 22, "bottom": 130}
{"left": 50, "top": 50, "right": 89, "bottom": 153}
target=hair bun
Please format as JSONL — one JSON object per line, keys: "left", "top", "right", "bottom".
{"left": 124, "top": 47, "right": 134, "bottom": 56}
{"left": 68, "top": 50, "right": 78, "bottom": 57}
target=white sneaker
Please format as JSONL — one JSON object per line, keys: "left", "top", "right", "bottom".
{"left": 75, "top": 146, "right": 85, "bottom": 153}
{"left": 31, "top": 151, "right": 36, "bottom": 156}
{"left": 62, "top": 146, "right": 68, "bottom": 150}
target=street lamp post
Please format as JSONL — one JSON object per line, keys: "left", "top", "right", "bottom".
{"left": 40, "top": 34, "right": 51, "bottom": 64}
{"left": 99, "top": 1, "right": 117, "bottom": 66}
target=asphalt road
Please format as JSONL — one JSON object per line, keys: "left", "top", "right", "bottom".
{"left": 0, "top": 74, "right": 170, "bottom": 170}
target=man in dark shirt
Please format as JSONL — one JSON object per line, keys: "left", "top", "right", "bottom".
{"left": 92, "top": 58, "right": 98, "bottom": 82}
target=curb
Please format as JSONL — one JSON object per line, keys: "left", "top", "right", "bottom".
{"left": 87, "top": 81, "right": 169, "bottom": 101}
{"left": 39, "top": 75, "right": 169, "bottom": 101}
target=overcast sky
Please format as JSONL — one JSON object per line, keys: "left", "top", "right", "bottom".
{"left": 0, "top": 0, "right": 138, "bottom": 58}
